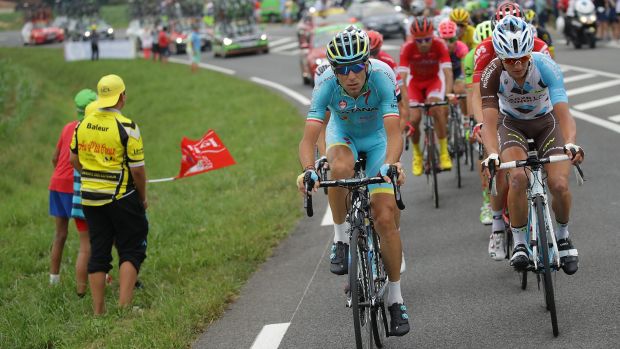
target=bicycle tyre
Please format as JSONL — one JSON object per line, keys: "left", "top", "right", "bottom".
{"left": 535, "top": 196, "right": 559, "bottom": 337}
{"left": 468, "top": 141, "right": 475, "bottom": 171}
{"left": 426, "top": 128, "right": 439, "bottom": 208}
{"left": 453, "top": 118, "right": 462, "bottom": 188}
{"left": 370, "top": 229, "right": 388, "bottom": 347}
{"left": 350, "top": 227, "right": 373, "bottom": 348}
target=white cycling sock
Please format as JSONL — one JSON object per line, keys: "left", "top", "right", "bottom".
{"left": 49, "top": 274, "right": 60, "bottom": 285}
{"left": 333, "top": 222, "right": 350, "bottom": 244}
{"left": 491, "top": 210, "right": 504, "bottom": 233}
{"left": 556, "top": 221, "right": 569, "bottom": 240}
{"left": 387, "top": 280, "right": 403, "bottom": 306}
{"left": 511, "top": 225, "right": 528, "bottom": 248}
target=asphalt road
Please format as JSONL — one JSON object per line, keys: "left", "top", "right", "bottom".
{"left": 3, "top": 25, "right": 619, "bottom": 349}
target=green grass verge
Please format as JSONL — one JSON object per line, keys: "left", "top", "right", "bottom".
{"left": 0, "top": 11, "right": 22, "bottom": 31}
{"left": 100, "top": 4, "right": 129, "bottom": 30}
{"left": 0, "top": 48, "right": 303, "bottom": 348}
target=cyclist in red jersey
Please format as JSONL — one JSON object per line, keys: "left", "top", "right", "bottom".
{"left": 399, "top": 17, "right": 455, "bottom": 176}
{"left": 368, "top": 30, "right": 411, "bottom": 137}
{"left": 470, "top": 1, "right": 551, "bottom": 260}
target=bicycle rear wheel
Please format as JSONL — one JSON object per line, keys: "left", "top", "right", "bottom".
{"left": 426, "top": 129, "right": 439, "bottom": 208}
{"left": 370, "top": 229, "right": 388, "bottom": 347}
{"left": 535, "top": 196, "right": 559, "bottom": 337}
{"left": 350, "top": 227, "right": 374, "bottom": 348}
{"left": 452, "top": 118, "right": 462, "bottom": 188}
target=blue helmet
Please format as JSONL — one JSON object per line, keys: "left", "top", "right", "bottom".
{"left": 326, "top": 26, "right": 370, "bottom": 67}
{"left": 492, "top": 15, "right": 534, "bottom": 59}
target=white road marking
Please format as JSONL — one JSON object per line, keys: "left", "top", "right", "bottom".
{"left": 250, "top": 323, "right": 290, "bottom": 349}
{"left": 270, "top": 41, "right": 299, "bottom": 52}
{"left": 574, "top": 95, "right": 620, "bottom": 110}
{"left": 560, "top": 64, "right": 620, "bottom": 80}
{"left": 268, "top": 37, "right": 293, "bottom": 47}
{"left": 168, "top": 57, "right": 236, "bottom": 75}
{"left": 275, "top": 49, "right": 300, "bottom": 56}
{"left": 563, "top": 73, "right": 596, "bottom": 83}
{"left": 566, "top": 80, "right": 620, "bottom": 97}
{"left": 571, "top": 109, "right": 620, "bottom": 134}
{"left": 608, "top": 115, "right": 620, "bottom": 122}
{"left": 250, "top": 77, "right": 310, "bottom": 105}
{"left": 382, "top": 44, "right": 399, "bottom": 51}
{"left": 321, "top": 204, "right": 333, "bottom": 226}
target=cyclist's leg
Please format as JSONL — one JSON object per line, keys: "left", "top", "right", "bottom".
{"left": 408, "top": 82, "right": 424, "bottom": 175}
{"left": 537, "top": 114, "right": 579, "bottom": 273}
{"left": 325, "top": 125, "right": 356, "bottom": 275}
{"left": 427, "top": 73, "right": 451, "bottom": 169}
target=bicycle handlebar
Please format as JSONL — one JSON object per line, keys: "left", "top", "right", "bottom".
{"left": 303, "top": 168, "right": 405, "bottom": 217}
{"left": 409, "top": 101, "right": 449, "bottom": 109}
{"left": 487, "top": 154, "right": 585, "bottom": 196}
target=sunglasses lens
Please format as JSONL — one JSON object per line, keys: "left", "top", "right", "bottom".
{"left": 335, "top": 63, "right": 365, "bottom": 75}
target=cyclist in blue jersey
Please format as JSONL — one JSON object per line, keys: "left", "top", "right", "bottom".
{"left": 480, "top": 16, "right": 584, "bottom": 275}
{"left": 297, "top": 26, "right": 410, "bottom": 336}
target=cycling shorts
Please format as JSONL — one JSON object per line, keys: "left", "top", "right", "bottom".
{"left": 325, "top": 123, "right": 393, "bottom": 195}
{"left": 497, "top": 113, "right": 565, "bottom": 158}
{"left": 408, "top": 72, "right": 446, "bottom": 104}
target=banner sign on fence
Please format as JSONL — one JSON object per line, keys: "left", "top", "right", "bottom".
{"left": 64, "top": 40, "right": 136, "bottom": 61}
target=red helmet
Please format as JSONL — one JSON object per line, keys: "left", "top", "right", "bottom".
{"left": 367, "top": 30, "right": 383, "bottom": 53}
{"left": 410, "top": 16, "right": 433, "bottom": 37}
{"left": 438, "top": 19, "right": 458, "bottom": 39}
{"left": 495, "top": 1, "right": 522, "bottom": 22}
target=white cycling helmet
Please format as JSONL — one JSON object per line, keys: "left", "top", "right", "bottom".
{"left": 492, "top": 15, "right": 534, "bottom": 60}
{"left": 575, "top": 0, "right": 595, "bottom": 14}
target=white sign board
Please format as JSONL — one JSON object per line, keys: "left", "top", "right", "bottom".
{"left": 64, "top": 40, "right": 136, "bottom": 61}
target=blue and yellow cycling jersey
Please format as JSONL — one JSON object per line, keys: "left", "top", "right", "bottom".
{"left": 480, "top": 52, "right": 567, "bottom": 120}
{"left": 307, "top": 59, "right": 399, "bottom": 194}
{"left": 307, "top": 58, "right": 399, "bottom": 136}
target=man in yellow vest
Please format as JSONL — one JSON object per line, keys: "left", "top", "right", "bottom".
{"left": 70, "top": 74, "right": 148, "bottom": 315}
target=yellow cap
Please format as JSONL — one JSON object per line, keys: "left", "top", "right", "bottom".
{"left": 94, "top": 74, "right": 125, "bottom": 108}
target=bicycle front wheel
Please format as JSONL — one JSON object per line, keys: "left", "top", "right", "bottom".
{"left": 535, "top": 196, "right": 559, "bottom": 337}
{"left": 350, "top": 227, "right": 374, "bottom": 348}
{"left": 370, "top": 229, "right": 388, "bottom": 347}
{"left": 426, "top": 131, "right": 439, "bottom": 208}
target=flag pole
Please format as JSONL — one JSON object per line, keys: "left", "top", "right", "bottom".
{"left": 147, "top": 177, "right": 177, "bottom": 183}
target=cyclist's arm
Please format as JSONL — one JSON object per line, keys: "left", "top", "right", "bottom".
{"left": 472, "top": 82, "right": 483, "bottom": 123}
{"left": 384, "top": 116, "right": 403, "bottom": 164}
{"left": 317, "top": 111, "right": 330, "bottom": 156}
{"left": 299, "top": 122, "right": 323, "bottom": 169}
{"left": 443, "top": 66, "right": 454, "bottom": 96}
{"left": 539, "top": 54, "right": 575, "bottom": 144}
{"left": 479, "top": 62, "right": 502, "bottom": 155}
{"left": 378, "top": 68, "right": 403, "bottom": 163}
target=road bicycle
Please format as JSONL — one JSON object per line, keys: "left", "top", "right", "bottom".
{"left": 488, "top": 139, "right": 584, "bottom": 337}
{"left": 446, "top": 94, "right": 468, "bottom": 188}
{"left": 304, "top": 153, "right": 405, "bottom": 348}
{"left": 410, "top": 101, "right": 448, "bottom": 208}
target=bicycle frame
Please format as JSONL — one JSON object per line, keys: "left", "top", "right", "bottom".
{"left": 525, "top": 161, "right": 561, "bottom": 271}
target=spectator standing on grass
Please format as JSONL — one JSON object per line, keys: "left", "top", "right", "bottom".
{"left": 151, "top": 27, "right": 160, "bottom": 61}
{"left": 90, "top": 24, "right": 99, "bottom": 61}
{"left": 48, "top": 89, "right": 96, "bottom": 288}
{"left": 158, "top": 26, "right": 170, "bottom": 63}
{"left": 190, "top": 24, "right": 202, "bottom": 73}
{"left": 70, "top": 75, "right": 149, "bottom": 315}
{"left": 141, "top": 27, "right": 154, "bottom": 60}
{"left": 71, "top": 89, "right": 98, "bottom": 297}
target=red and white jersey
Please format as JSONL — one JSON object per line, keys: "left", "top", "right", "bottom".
{"left": 399, "top": 37, "right": 452, "bottom": 82}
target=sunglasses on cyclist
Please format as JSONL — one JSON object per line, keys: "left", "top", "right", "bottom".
{"left": 333, "top": 63, "right": 366, "bottom": 75}
{"left": 502, "top": 55, "right": 531, "bottom": 65}
{"left": 415, "top": 37, "right": 432, "bottom": 44}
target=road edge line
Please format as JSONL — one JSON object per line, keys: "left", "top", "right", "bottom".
{"left": 250, "top": 77, "right": 311, "bottom": 106}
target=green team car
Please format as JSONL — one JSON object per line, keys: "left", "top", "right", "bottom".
{"left": 212, "top": 0, "right": 269, "bottom": 58}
